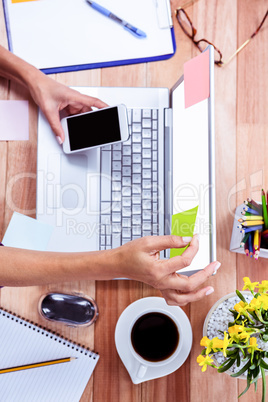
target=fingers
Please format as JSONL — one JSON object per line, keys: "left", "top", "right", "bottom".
{"left": 161, "top": 285, "right": 215, "bottom": 307}
{"left": 161, "top": 260, "right": 221, "bottom": 291}
{"left": 76, "top": 94, "right": 108, "bottom": 110}
{"left": 139, "top": 234, "right": 194, "bottom": 253}
{"left": 45, "top": 111, "right": 65, "bottom": 143}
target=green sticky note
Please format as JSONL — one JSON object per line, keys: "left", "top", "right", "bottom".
{"left": 170, "top": 205, "right": 199, "bottom": 258}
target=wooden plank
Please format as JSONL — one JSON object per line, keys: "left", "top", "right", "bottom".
{"left": 189, "top": 0, "right": 238, "bottom": 400}
{"left": 236, "top": 1, "right": 268, "bottom": 400}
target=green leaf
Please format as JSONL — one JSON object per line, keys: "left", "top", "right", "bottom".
{"left": 260, "top": 359, "right": 268, "bottom": 370}
{"left": 261, "top": 367, "right": 266, "bottom": 402}
{"left": 238, "top": 372, "right": 251, "bottom": 398}
{"left": 236, "top": 290, "right": 246, "bottom": 303}
{"left": 231, "top": 359, "right": 251, "bottom": 378}
{"left": 218, "top": 358, "right": 235, "bottom": 373}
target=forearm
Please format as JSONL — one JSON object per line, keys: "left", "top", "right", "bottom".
{"left": 0, "top": 45, "right": 41, "bottom": 89}
{"left": 0, "top": 246, "right": 122, "bottom": 287}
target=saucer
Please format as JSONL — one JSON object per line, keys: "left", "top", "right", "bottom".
{"left": 114, "top": 297, "right": 192, "bottom": 384}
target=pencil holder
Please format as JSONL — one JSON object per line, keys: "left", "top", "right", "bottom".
{"left": 230, "top": 192, "right": 268, "bottom": 260}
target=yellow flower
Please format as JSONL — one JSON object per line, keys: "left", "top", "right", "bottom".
{"left": 242, "top": 277, "right": 259, "bottom": 292}
{"left": 247, "top": 337, "right": 261, "bottom": 354}
{"left": 247, "top": 297, "right": 263, "bottom": 312}
{"left": 196, "top": 354, "right": 214, "bottom": 372}
{"left": 200, "top": 336, "right": 224, "bottom": 355}
{"left": 257, "top": 280, "right": 268, "bottom": 294}
{"left": 222, "top": 332, "right": 229, "bottom": 357}
{"left": 234, "top": 301, "right": 249, "bottom": 319}
{"left": 228, "top": 325, "right": 250, "bottom": 343}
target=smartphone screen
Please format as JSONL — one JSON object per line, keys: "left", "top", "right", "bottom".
{"left": 67, "top": 107, "right": 121, "bottom": 151}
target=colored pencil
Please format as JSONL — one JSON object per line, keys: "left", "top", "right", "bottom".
{"left": 242, "top": 207, "right": 261, "bottom": 216}
{"left": 237, "top": 220, "right": 264, "bottom": 227}
{"left": 244, "top": 200, "right": 262, "bottom": 213}
{"left": 0, "top": 357, "right": 76, "bottom": 375}
{"left": 240, "top": 232, "right": 250, "bottom": 247}
{"left": 244, "top": 238, "right": 249, "bottom": 256}
{"left": 262, "top": 189, "right": 268, "bottom": 229}
{"left": 248, "top": 233, "right": 253, "bottom": 257}
{"left": 247, "top": 198, "right": 263, "bottom": 211}
{"left": 240, "top": 225, "right": 264, "bottom": 234}
{"left": 239, "top": 215, "right": 263, "bottom": 221}
{"left": 253, "top": 230, "right": 259, "bottom": 250}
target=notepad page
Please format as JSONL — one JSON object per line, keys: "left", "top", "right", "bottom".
{"left": 4, "top": 0, "right": 174, "bottom": 70}
{"left": 0, "top": 310, "right": 99, "bottom": 402}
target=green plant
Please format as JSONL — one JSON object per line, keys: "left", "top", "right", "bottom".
{"left": 197, "top": 277, "right": 268, "bottom": 401}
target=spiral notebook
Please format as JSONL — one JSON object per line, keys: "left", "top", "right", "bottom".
{"left": 0, "top": 308, "right": 99, "bottom": 401}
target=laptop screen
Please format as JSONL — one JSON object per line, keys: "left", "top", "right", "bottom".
{"left": 171, "top": 47, "right": 216, "bottom": 273}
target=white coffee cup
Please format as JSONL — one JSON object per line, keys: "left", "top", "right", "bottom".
{"left": 128, "top": 307, "right": 182, "bottom": 379}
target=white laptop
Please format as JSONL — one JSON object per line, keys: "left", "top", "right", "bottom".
{"left": 36, "top": 46, "right": 216, "bottom": 275}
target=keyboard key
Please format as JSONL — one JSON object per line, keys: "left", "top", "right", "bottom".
{"left": 132, "top": 216, "right": 141, "bottom": 225}
{"left": 113, "top": 151, "right": 122, "bottom": 161}
{"left": 122, "top": 166, "right": 131, "bottom": 176}
{"left": 133, "top": 109, "right": 142, "bottom": 123}
{"left": 152, "top": 192, "right": 158, "bottom": 202}
{"left": 142, "top": 159, "right": 151, "bottom": 169}
{"left": 153, "top": 202, "right": 158, "bottom": 212}
{"left": 112, "top": 201, "right": 121, "bottom": 212}
{"left": 113, "top": 143, "right": 122, "bottom": 151}
{"left": 112, "top": 171, "right": 121, "bottom": 181}
{"left": 142, "top": 179, "right": 151, "bottom": 189}
{"left": 101, "top": 215, "right": 111, "bottom": 225}
{"left": 152, "top": 182, "right": 158, "bottom": 192}
{"left": 133, "top": 195, "right": 141, "bottom": 204}
{"left": 143, "top": 210, "right": 151, "bottom": 220}
{"left": 132, "top": 133, "right": 141, "bottom": 143}
{"left": 132, "top": 205, "right": 141, "bottom": 214}
{"left": 142, "top": 149, "right": 151, "bottom": 159}
{"left": 122, "top": 176, "right": 131, "bottom": 186}
{"left": 142, "top": 190, "right": 151, "bottom": 199}
{"left": 123, "top": 145, "right": 131, "bottom": 156}
{"left": 143, "top": 169, "right": 151, "bottom": 179}
{"left": 106, "top": 235, "right": 111, "bottom": 246}
{"left": 142, "top": 129, "right": 151, "bottom": 139}
{"left": 152, "top": 172, "right": 158, "bottom": 182}
{"left": 133, "top": 164, "right": 141, "bottom": 173}
{"left": 101, "top": 202, "right": 111, "bottom": 213}
{"left": 152, "top": 141, "right": 157, "bottom": 151}
{"left": 132, "top": 124, "right": 142, "bottom": 133}
{"left": 152, "top": 161, "right": 157, "bottom": 171}
{"left": 143, "top": 109, "right": 151, "bottom": 118}
{"left": 133, "top": 226, "right": 141, "bottom": 236}
{"left": 102, "top": 145, "right": 111, "bottom": 151}
{"left": 122, "top": 187, "right": 131, "bottom": 197}
{"left": 142, "top": 139, "right": 151, "bottom": 148}
{"left": 100, "top": 236, "right": 106, "bottom": 246}
{"left": 124, "top": 136, "right": 132, "bottom": 145}
{"left": 153, "top": 214, "right": 158, "bottom": 223}
{"left": 101, "top": 225, "right": 105, "bottom": 235}
{"left": 122, "top": 197, "right": 131, "bottom": 207}
{"left": 112, "top": 192, "right": 121, "bottom": 201}
{"left": 112, "top": 161, "right": 121, "bottom": 171}
{"left": 132, "top": 184, "right": 141, "bottom": 195}
{"left": 152, "top": 120, "right": 158, "bottom": 130}
{"left": 133, "top": 154, "right": 141, "bottom": 163}
{"left": 152, "top": 151, "right": 157, "bottom": 161}
{"left": 142, "top": 119, "right": 151, "bottom": 128}
{"left": 112, "top": 224, "right": 121, "bottom": 233}
{"left": 122, "top": 207, "right": 131, "bottom": 217}
{"left": 143, "top": 200, "right": 151, "bottom": 210}
{"left": 152, "top": 109, "right": 158, "bottom": 119}
{"left": 123, "top": 156, "right": 131, "bottom": 165}
{"left": 106, "top": 225, "right": 112, "bottom": 235}
{"left": 152, "top": 130, "right": 157, "bottom": 140}
{"left": 143, "top": 222, "right": 152, "bottom": 231}
{"left": 112, "top": 181, "right": 121, "bottom": 191}
{"left": 112, "top": 235, "right": 121, "bottom": 248}
{"left": 153, "top": 224, "right": 159, "bottom": 234}
{"left": 133, "top": 174, "right": 141, "bottom": 184}
{"left": 112, "top": 213, "right": 121, "bottom": 223}
{"left": 122, "top": 218, "right": 131, "bottom": 227}
{"left": 133, "top": 143, "right": 142, "bottom": 153}
{"left": 122, "top": 228, "right": 131, "bottom": 238}
{"left": 142, "top": 231, "right": 151, "bottom": 237}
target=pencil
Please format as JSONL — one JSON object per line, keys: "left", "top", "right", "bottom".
{"left": 239, "top": 215, "right": 263, "bottom": 221}
{"left": 244, "top": 200, "right": 262, "bottom": 213}
{"left": 240, "top": 225, "right": 264, "bottom": 234}
{"left": 240, "top": 232, "right": 250, "bottom": 247}
{"left": 248, "top": 233, "right": 253, "bottom": 257}
{"left": 253, "top": 230, "right": 259, "bottom": 250}
{"left": 237, "top": 220, "right": 264, "bottom": 227}
{"left": 261, "top": 189, "right": 268, "bottom": 229}
{"left": 244, "top": 238, "right": 249, "bottom": 256}
{"left": 242, "top": 207, "right": 261, "bottom": 216}
{"left": 0, "top": 357, "right": 77, "bottom": 375}
{"left": 247, "top": 198, "right": 263, "bottom": 211}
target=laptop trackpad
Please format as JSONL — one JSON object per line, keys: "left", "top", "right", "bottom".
{"left": 61, "top": 154, "right": 88, "bottom": 209}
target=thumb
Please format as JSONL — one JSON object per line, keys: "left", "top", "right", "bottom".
{"left": 46, "top": 111, "right": 65, "bottom": 144}
{"left": 144, "top": 235, "right": 192, "bottom": 252}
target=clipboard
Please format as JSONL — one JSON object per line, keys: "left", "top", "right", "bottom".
{"left": 2, "top": 0, "right": 176, "bottom": 74}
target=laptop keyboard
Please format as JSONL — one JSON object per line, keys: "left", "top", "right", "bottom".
{"left": 99, "top": 108, "right": 159, "bottom": 250}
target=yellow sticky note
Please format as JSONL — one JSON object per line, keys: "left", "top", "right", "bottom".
{"left": 170, "top": 205, "right": 198, "bottom": 258}
{"left": 11, "top": 0, "right": 38, "bottom": 3}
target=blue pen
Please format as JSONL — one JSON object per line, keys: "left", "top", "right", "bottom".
{"left": 86, "top": 0, "right": 147, "bottom": 39}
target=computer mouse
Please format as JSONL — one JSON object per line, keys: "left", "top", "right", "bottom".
{"left": 38, "top": 292, "right": 98, "bottom": 327}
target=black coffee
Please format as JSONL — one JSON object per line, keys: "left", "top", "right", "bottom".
{"left": 131, "top": 312, "right": 179, "bottom": 362}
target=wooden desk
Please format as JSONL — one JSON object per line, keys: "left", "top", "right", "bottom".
{"left": 0, "top": 1, "right": 267, "bottom": 401}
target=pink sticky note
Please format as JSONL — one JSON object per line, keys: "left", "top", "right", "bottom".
{"left": 184, "top": 50, "right": 210, "bottom": 109}
{"left": 0, "top": 100, "right": 29, "bottom": 141}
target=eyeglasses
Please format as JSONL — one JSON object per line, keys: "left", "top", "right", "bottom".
{"left": 175, "top": 4, "right": 268, "bottom": 66}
